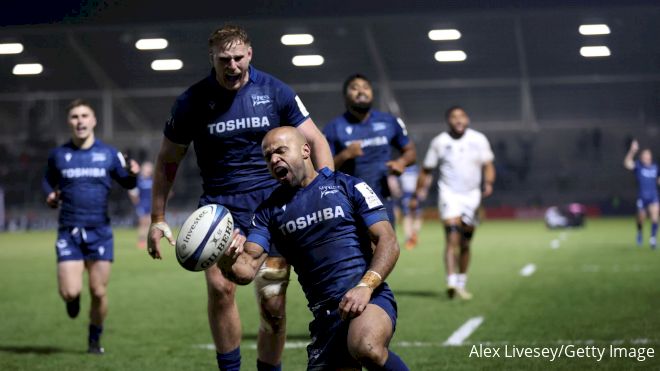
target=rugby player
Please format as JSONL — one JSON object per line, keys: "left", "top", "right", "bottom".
{"left": 399, "top": 165, "right": 427, "bottom": 250}
{"left": 129, "top": 160, "right": 153, "bottom": 249}
{"left": 623, "top": 140, "right": 659, "bottom": 249}
{"left": 146, "top": 25, "right": 333, "bottom": 371}
{"left": 43, "top": 99, "right": 139, "bottom": 354}
{"left": 323, "top": 74, "right": 416, "bottom": 223}
{"left": 412, "top": 106, "right": 495, "bottom": 300}
{"left": 219, "top": 127, "right": 408, "bottom": 370}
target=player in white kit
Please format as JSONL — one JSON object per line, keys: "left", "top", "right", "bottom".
{"left": 412, "top": 106, "right": 495, "bottom": 300}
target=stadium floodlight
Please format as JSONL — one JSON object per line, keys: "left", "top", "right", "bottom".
{"left": 580, "top": 46, "right": 611, "bottom": 58}
{"left": 434, "top": 50, "right": 467, "bottom": 62}
{"left": 12, "top": 63, "right": 43, "bottom": 75}
{"left": 292, "top": 55, "right": 324, "bottom": 67}
{"left": 579, "top": 24, "right": 611, "bottom": 36}
{"left": 281, "top": 34, "right": 314, "bottom": 46}
{"left": 135, "top": 38, "right": 169, "bottom": 50}
{"left": 0, "top": 43, "right": 24, "bottom": 54}
{"left": 428, "top": 29, "right": 462, "bottom": 41}
{"left": 151, "top": 59, "right": 183, "bottom": 71}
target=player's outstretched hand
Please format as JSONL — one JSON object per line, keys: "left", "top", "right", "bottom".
{"left": 339, "top": 286, "right": 373, "bottom": 320}
{"left": 630, "top": 139, "right": 639, "bottom": 153}
{"left": 46, "top": 191, "right": 60, "bottom": 209}
{"left": 224, "top": 229, "right": 246, "bottom": 260}
{"left": 148, "top": 221, "right": 175, "bottom": 260}
{"left": 386, "top": 159, "right": 405, "bottom": 175}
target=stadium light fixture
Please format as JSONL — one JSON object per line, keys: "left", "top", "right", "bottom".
{"left": 580, "top": 46, "right": 611, "bottom": 58}
{"left": 151, "top": 59, "right": 183, "bottom": 71}
{"left": 292, "top": 55, "right": 324, "bottom": 67}
{"left": 12, "top": 63, "right": 43, "bottom": 75}
{"left": 135, "top": 38, "right": 169, "bottom": 50}
{"left": 434, "top": 50, "right": 467, "bottom": 62}
{"left": 428, "top": 29, "right": 462, "bottom": 41}
{"left": 0, "top": 43, "right": 24, "bottom": 54}
{"left": 579, "top": 24, "right": 610, "bottom": 36}
{"left": 281, "top": 34, "right": 314, "bottom": 46}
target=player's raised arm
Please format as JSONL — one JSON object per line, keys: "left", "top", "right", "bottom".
{"left": 386, "top": 117, "right": 417, "bottom": 175}
{"left": 148, "top": 136, "right": 188, "bottom": 259}
{"left": 624, "top": 140, "right": 639, "bottom": 171}
{"left": 339, "top": 220, "right": 400, "bottom": 320}
{"left": 109, "top": 151, "right": 139, "bottom": 190}
{"left": 297, "top": 118, "right": 334, "bottom": 171}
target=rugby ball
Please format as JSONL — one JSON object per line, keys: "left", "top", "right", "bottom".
{"left": 175, "top": 204, "right": 234, "bottom": 272}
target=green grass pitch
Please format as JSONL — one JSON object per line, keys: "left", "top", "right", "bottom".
{"left": 0, "top": 218, "right": 658, "bottom": 370}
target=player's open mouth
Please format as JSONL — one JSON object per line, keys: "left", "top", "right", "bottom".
{"left": 274, "top": 166, "right": 288, "bottom": 179}
{"left": 225, "top": 74, "right": 241, "bottom": 83}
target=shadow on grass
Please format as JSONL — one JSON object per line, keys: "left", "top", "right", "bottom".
{"left": 0, "top": 345, "right": 84, "bottom": 355}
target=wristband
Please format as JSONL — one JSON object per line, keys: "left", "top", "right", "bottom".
{"left": 359, "top": 270, "right": 383, "bottom": 290}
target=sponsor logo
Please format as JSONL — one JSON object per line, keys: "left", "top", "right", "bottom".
{"left": 64, "top": 153, "right": 72, "bottom": 162}
{"left": 207, "top": 116, "right": 271, "bottom": 134}
{"left": 345, "top": 126, "right": 353, "bottom": 135}
{"left": 373, "top": 122, "right": 387, "bottom": 131}
{"left": 91, "top": 152, "right": 106, "bottom": 162}
{"left": 319, "top": 185, "right": 339, "bottom": 198}
{"left": 278, "top": 206, "right": 345, "bottom": 235}
{"left": 251, "top": 94, "right": 271, "bottom": 106}
{"left": 56, "top": 239, "right": 68, "bottom": 249}
{"left": 60, "top": 168, "right": 107, "bottom": 178}
{"left": 200, "top": 217, "right": 234, "bottom": 269}
{"left": 344, "top": 136, "right": 388, "bottom": 148}
{"left": 179, "top": 208, "right": 210, "bottom": 255}
{"left": 355, "top": 182, "right": 383, "bottom": 209}
{"left": 98, "top": 246, "right": 105, "bottom": 256}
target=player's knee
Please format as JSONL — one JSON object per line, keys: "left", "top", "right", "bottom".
{"left": 255, "top": 266, "right": 289, "bottom": 334}
{"left": 207, "top": 277, "right": 236, "bottom": 304}
{"left": 259, "top": 300, "right": 286, "bottom": 335}
{"left": 348, "top": 335, "right": 388, "bottom": 367}
{"left": 89, "top": 284, "right": 106, "bottom": 300}
{"left": 59, "top": 287, "right": 80, "bottom": 302}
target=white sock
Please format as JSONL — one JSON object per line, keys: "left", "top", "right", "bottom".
{"left": 447, "top": 273, "right": 458, "bottom": 287}
{"left": 457, "top": 274, "right": 467, "bottom": 289}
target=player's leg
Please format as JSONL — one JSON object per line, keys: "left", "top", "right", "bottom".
{"left": 346, "top": 305, "right": 408, "bottom": 370}
{"left": 58, "top": 260, "right": 84, "bottom": 317}
{"left": 456, "top": 224, "right": 475, "bottom": 300}
{"left": 400, "top": 193, "right": 415, "bottom": 250}
{"left": 55, "top": 227, "right": 84, "bottom": 318}
{"left": 137, "top": 214, "right": 150, "bottom": 249}
{"left": 648, "top": 202, "right": 659, "bottom": 249}
{"left": 85, "top": 259, "right": 111, "bottom": 353}
{"left": 636, "top": 199, "right": 645, "bottom": 246}
{"left": 443, "top": 217, "right": 462, "bottom": 298}
{"left": 255, "top": 256, "right": 290, "bottom": 370}
{"left": 205, "top": 266, "right": 242, "bottom": 371}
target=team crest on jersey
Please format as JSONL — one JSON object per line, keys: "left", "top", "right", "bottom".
{"left": 373, "top": 122, "right": 387, "bottom": 131}
{"left": 56, "top": 239, "right": 67, "bottom": 249}
{"left": 319, "top": 185, "right": 339, "bottom": 198}
{"left": 345, "top": 126, "right": 353, "bottom": 135}
{"left": 65, "top": 153, "right": 72, "bottom": 162}
{"left": 251, "top": 94, "right": 271, "bottom": 107}
{"left": 91, "top": 152, "right": 106, "bottom": 162}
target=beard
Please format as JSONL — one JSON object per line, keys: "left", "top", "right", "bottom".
{"left": 348, "top": 100, "right": 372, "bottom": 114}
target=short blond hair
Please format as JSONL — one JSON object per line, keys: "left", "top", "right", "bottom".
{"left": 208, "top": 24, "right": 251, "bottom": 51}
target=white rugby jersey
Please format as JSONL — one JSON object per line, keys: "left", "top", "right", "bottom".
{"left": 422, "top": 128, "right": 494, "bottom": 194}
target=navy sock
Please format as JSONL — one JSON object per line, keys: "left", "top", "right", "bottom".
{"left": 257, "top": 359, "right": 282, "bottom": 371}
{"left": 88, "top": 324, "right": 103, "bottom": 344}
{"left": 652, "top": 223, "right": 658, "bottom": 238}
{"left": 216, "top": 347, "right": 241, "bottom": 371}
{"left": 382, "top": 350, "right": 409, "bottom": 371}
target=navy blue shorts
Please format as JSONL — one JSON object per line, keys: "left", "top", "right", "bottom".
{"left": 55, "top": 225, "right": 114, "bottom": 262}
{"left": 135, "top": 205, "right": 150, "bottom": 217}
{"left": 400, "top": 192, "right": 423, "bottom": 217}
{"left": 200, "top": 187, "right": 281, "bottom": 256}
{"left": 306, "top": 283, "right": 398, "bottom": 371}
{"left": 637, "top": 196, "right": 659, "bottom": 210}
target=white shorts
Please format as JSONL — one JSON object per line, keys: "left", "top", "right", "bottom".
{"left": 439, "top": 188, "right": 481, "bottom": 225}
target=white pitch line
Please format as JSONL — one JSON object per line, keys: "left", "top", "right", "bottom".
{"left": 443, "top": 316, "right": 484, "bottom": 346}
{"left": 520, "top": 263, "right": 537, "bottom": 277}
